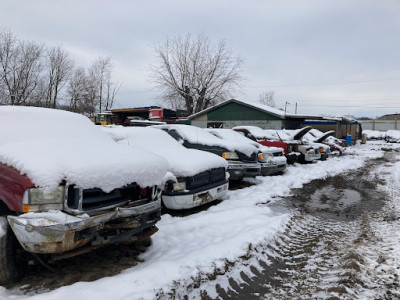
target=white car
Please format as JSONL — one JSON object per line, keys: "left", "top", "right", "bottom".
{"left": 102, "top": 126, "right": 229, "bottom": 210}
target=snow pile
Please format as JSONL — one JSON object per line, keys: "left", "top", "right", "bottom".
{"left": 0, "top": 106, "right": 169, "bottom": 191}
{"left": 363, "top": 130, "right": 386, "bottom": 140}
{"left": 153, "top": 124, "right": 257, "bottom": 157}
{"left": 101, "top": 126, "right": 227, "bottom": 177}
{"left": 386, "top": 130, "right": 400, "bottom": 141}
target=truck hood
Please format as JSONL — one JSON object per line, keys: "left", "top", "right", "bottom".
{"left": 291, "top": 126, "right": 312, "bottom": 140}
{"left": 0, "top": 106, "right": 169, "bottom": 192}
{"left": 102, "top": 126, "right": 228, "bottom": 178}
{"left": 314, "top": 130, "right": 335, "bottom": 143}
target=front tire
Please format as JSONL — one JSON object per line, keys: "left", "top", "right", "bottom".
{"left": 0, "top": 217, "right": 24, "bottom": 284}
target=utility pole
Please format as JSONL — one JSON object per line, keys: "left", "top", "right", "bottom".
{"left": 284, "top": 101, "right": 290, "bottom": 115}
{"left": 295, "top": 102, "right": 298, "bottom": 114}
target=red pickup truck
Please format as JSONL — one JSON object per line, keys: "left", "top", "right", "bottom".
{"left": 0, "top": 106, "right": 168, "bottom": 284}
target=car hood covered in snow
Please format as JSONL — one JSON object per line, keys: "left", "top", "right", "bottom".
{"left": 101, "top": 126, "right": 228, "bottom": 178}
{"left": 0, "top": 106, "right": 169, "bottom": 192}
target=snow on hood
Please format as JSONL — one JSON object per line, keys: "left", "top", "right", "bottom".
{"left": 0, "top": 106, "right": 169, "bottom": 192}
{"left": 101, "top": 126, "right": 228, "bottom": 177}
{"left": 232, "top": 126, "right": 270, "bottom": 140}
{"left": 153, "top": 125, "right": 258, "bottom": 157}
{"left": 206, "top": 128, "right": 283, "bottom": 154}
{"left": 386, "top": 130, "right": 400, "bottom": 139}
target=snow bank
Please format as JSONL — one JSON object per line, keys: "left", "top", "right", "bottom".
{"left": 363, "top": 130, "right": 385, "bottom": 140}
{"left": 386, "top": 130, "right": 400, "bottom": 140}
{"left": 0, "top": 107, "right": 169, "bottom": 191}
{"left": 101, "top": 126, "right": 227, "bottom": 177}
{"left": 154, "top": 125, "right": 257, "bottom": 157}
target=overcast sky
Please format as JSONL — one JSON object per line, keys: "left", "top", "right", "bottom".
{"left": 2, "top": 0, "right": 400, "bottom": 117}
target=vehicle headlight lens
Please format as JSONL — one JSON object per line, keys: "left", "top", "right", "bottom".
{"left": 172, "top": 181, "right": 186, "bottom": 191}
{"left": 258, "top": 152, "right": 272, "bottom": 162}
{"left": 26, "top": 186, "right": 65, "bottom": 205}
{"left": 22, "top": 186, "right": 65, "bottom": 213}
{"left": 222, "top": 152, "right": 239, "bottom": 160}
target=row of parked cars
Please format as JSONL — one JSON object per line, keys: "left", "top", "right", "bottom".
{"left": 0, "top": 106, "right": 346, "bottom": 284}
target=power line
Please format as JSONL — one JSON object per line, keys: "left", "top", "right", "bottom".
{"left": 246, "top": 78, "right": 400, "bottom": 88}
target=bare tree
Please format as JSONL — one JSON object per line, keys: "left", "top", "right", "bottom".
{"left": 44, "top": 45, "right": 73, "bottom": 108}
{"left": 67, "top": 67, "right": 97, "bottom": 115}
{"left": 259, "top": 90, "right": 275, "bottom": 107}
{"left": 0, "top": 29, "right": 43, "bottom": 105}
{"left": 88, "top": 56, "right": 120, "bottom": 113}
{"left": 150, "top": 33, "right": 243, "bottom": 115}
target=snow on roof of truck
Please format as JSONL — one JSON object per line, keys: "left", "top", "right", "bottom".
{"left": 101, "top": 126, "right": 227, "bottom": 177}
{"left": 153, "top": 124, "right": 258, "bottom": 156}
{"left": 0, "top": 106, "right": 169, "bottom": 192}
{"left": 232, "top": 126, "right": 271, "bottom": 139}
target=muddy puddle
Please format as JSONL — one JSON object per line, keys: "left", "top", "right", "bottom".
{"left": 288, "top": 165, "right": 386, "bottom": 221}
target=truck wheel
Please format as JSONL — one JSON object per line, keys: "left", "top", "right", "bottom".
{"left": 0, "top": 217, "right": 24, "bottom": 284}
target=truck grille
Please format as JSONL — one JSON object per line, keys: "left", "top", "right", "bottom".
{"left": 272, "top": 152, "right": 283, "bottom": 157}
{"left": 237, "top": 152, "right": 258, "bottom": 163}
{"left": 67, "top": 183, "right": 153, "bottom": 214}
{"left": 185, "top": 167, "right": 226, "bottom": 190}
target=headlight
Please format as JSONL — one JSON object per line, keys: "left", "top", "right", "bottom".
{"left": 222, "top": 152, "right": 239, "bottom": 160}
{"left": 172, "top": 181, "right": 186, "bottom": 192}
{"left": 258, "top": 152, "right": 272, "bottom": 162}
{"left": 22, "top": 186, "right": 65, "bottom": 213}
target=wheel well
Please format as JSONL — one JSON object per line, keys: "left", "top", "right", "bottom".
{"left": 0, "top": 201, "right": 13, "bottom": 216}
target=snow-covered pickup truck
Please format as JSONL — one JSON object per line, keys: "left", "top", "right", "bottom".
{"left": 206, "top": 128, "right": 287, "bottom": 175}
{"left": 154, "top": 125, "right": 261, "bottom": 181}
{"left": 101, "top": 126, "right": 229, "bottom": 210}
{"left": 0, "top": 107, "right": 169, "bottom": 284}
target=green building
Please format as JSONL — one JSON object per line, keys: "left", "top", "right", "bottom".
{"left": 189, "top": 99, "right": 313, "bottom": 129}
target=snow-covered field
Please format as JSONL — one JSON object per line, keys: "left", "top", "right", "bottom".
{"left": 0, "top": 142, "right": 394, "bottom": 300}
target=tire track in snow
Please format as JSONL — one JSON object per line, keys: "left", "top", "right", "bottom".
{"left": 158, "top": 150, "right": 400, "bottom": 299}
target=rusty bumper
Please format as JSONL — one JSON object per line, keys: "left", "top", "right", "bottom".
{"left": 7, "top": 199, "right": 161, "bottom": 255}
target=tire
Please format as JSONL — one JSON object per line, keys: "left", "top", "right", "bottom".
{"left": 0, "top": 217, "right": 24, "bottom": 284}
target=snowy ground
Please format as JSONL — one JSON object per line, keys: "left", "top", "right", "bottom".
{"left": 1, "top": 142, "right": 398, "bottom": 299}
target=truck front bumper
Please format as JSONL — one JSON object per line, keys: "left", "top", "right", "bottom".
{"left": 260, "top": 163, "right": 287, "bottom": 175}
{"left": 227, "top": 162, "right": 261, "bottom": 180}
{"left": 162, "top": 180, "right": 229, "bottom": 210}
{"left": 8, "top": 199, "right": 161, "bottom": 255}
{"left": 304, "top": 153, "right": 321, "bottom": 162}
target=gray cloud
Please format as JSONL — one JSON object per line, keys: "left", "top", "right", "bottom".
{"left": 2, "top": 0, "right": 400, "bottom": 117}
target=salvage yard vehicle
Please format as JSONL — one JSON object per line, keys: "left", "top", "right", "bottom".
{"left": 206, "top": 128, "right": 287, "bottom": 175}
{"left": 274, "top": 127, "right": 321, "bottom": 163}
{"left": 153, "top": 125, "right": 261, "bottom": 180}
{"left": 0, "top": 106, "right": 169, "bottom": 284}
{"left": 233, "top": 126, "right": 299, "bottom": 164}
{"left": 101, "top": 126, "right": 229, "bottom": 210}
{"left": 303, "top": 129, "right": 344, "bottom": 156}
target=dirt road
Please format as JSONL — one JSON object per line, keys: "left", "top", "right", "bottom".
{"left": 157, "top": 149, "right": 400, "bottom": 299}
